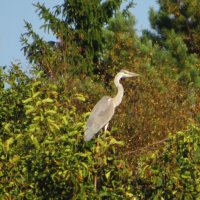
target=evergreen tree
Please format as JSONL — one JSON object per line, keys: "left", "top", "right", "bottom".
{"left": 99, "top": 11, "right": 137, "bottom": 79}
{"left": 21, "top": 0, "right": 124, "bottom": 77}
{"left": 143, "top": 0, "right": 200, "bottom": 87}
{"left": 149, "top": 0, "right": 200, "bottom": 56}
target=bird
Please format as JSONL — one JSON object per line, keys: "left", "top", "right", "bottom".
{"left": 84, "top": 69, "right": 139, "bottom": 141}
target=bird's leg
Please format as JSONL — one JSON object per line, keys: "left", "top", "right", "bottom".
{"left": 104, "top": 123, "right": 109, "bottom": 138}
{"left": 94, "top": 132, "right": 102, "bottom": 192}
{"left": 104, "top": 123, "right": 108, "bottom": 133}
{"left": 94, "top": 138, "right": 100, "bottom": 192}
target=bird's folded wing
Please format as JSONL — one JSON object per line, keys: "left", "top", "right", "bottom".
{"left": 86, "top": 96, "right": 115, "bottom": 134}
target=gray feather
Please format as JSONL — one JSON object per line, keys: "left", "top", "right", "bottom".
{"left": 84, "top": 96, "right": 115, "bottom": 141}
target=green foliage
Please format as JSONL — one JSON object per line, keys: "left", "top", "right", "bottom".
{"left": 0, "top": 65, "right": 30, "bottom": 139}
{"left": 164, "top": 30, "right": 197, "bottom": 69}
{"left": 21, "top": 0, "right": 125, "bottom": 76}
{"left": 1, "top": 1, "right": 200, "bottom": 199}
{"left": 0, "top": 64, "right": 199, "bottom": 199}
{"left": 144, "top": 0, "right": 200, "bottom": 88}
{"left": 133, "top": 125, "right": 200, "bottom": 199}
{"left": 0, "top": 68, "right": 134, "bottom": 199}
{"left": 101, "top": 24, "right": 200, "bottom": 165}
{"left": 142, "top": 31, "right": 200, "bottom": 87}
{"left": 100, "top": 11, "right": 138, "bottom": 78}
{"left": 149, "top": 0, "right": 200, "bottom": 56}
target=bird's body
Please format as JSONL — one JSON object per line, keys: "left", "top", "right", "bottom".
{"left": 84, "top": 96, "right": 114, "bottom": 141}
{"left": 84, "top": 69, "right": 139, "bottom": 141}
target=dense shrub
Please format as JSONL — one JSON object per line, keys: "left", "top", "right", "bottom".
{"left": 133, "top": 125, "right": 200, "bottom": 199}
{"left": 0, "top": 68, "right": 134, "bottom": 199}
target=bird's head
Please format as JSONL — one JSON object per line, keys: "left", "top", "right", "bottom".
{"left": 119, "top": 69, "right": 139, "bottom": 78}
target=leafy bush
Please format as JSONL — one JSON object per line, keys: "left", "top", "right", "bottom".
{"left": 0, "top": 65, "right": 30, "bottom": 139}
{"left": 133, "top": 125, "right": 200, "bottom": 199}
{"left": 0, "top": 67, "right": 134, "bottom": 199}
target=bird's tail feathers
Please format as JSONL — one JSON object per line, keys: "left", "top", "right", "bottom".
{"left": 84, "top": 129, "right": 95, "bottom": 141}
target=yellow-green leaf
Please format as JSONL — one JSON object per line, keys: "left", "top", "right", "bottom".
{"left": 36, "top": 101, "right": 42, "bottom": 106}
{"left": 33, "top": 91, "right": 41, "bottom": 98}
{"left": 81, "top": 162, "right": 88, "bottom": 169}
{"left": 31, "top": 135, "right": 40, "bottom": 149}
{"left": 125, "top": 192, "right": 134, "bottom": 198}
{"left": 62, "top": 116, "right": 68, "bottom": 125}
{"left": 75, "top": 94, "right": 86, "bottom": 102}
{"left": 109, "top": 138, "right": 124, "bottom": 146}
{"left": 4, "top": 123, "right": 11, "bottom": 132}
{"left": 25, "top": 107, "right": 35, "bottom": 115}
{"left": 42, "top": 98, "right": 54, "bottom": 103}
{"left": 9, "top": 155, "right": 20, "bottom": 164}
{"left": 32, "top": 81, "right": 41, "bottom": 87}
{"left": 22, "top": 98, "right": 33, "bottom": 104}
{"left": 105, "top": 171, "right": 111, "bottom": 180}
{"left": 24, "top": 105, "right": 34, "bottom": 110}
{"left": 46, "top": 110, "right": 57, "bottom": 115}
{"left": 50, "top": 123, "right": 60, "bottom": 130}
{"left": 5, "top": 137, "right": 14, "bottom": 151}
{"left": 33, "top": 116, "right": 41, "bottom": 121}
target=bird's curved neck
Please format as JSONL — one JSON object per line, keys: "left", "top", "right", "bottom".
{"left": 112, "top": 74, "right": 124, "bottom": 107}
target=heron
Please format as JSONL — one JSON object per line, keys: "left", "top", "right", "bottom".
{"left": 84, "top": 69, "right": 139, "bottom": 141}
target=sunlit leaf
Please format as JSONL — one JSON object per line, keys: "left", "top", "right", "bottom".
{"left": 22, "top": 98, "right": 33, "bottom": 104}
{"left": 105, "top": 171, "right": 111, "bottom": 180}
{"left": 42, "top": 98, "right": 54, "bottom": 103}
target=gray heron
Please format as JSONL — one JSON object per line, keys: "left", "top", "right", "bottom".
{"left": 84, "top": 69, "right": 139, "bottom": 141}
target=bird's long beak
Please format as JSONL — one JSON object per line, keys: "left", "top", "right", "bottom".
{"left": 128, "top": 72, "right": 139, "bottom": 77}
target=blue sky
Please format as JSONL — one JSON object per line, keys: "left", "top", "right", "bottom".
{"left": 0, "top": 0, "right": 158, "bottom": 68}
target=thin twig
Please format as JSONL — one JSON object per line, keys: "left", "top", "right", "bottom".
{"left": 94, "top": 175, "right": 97, "bottom": 192}
{"left": 123, "top": 137, "right": 169, "bottom": 156}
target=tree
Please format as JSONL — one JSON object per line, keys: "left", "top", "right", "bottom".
{"left": 149, "top": 0, "right": 200, "bottom": 56}
{"left": 21, "top": 0, "right": 125, "bottom": 77}
{"left": 142, "top": 0, "right": 200, "bottom": 88}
